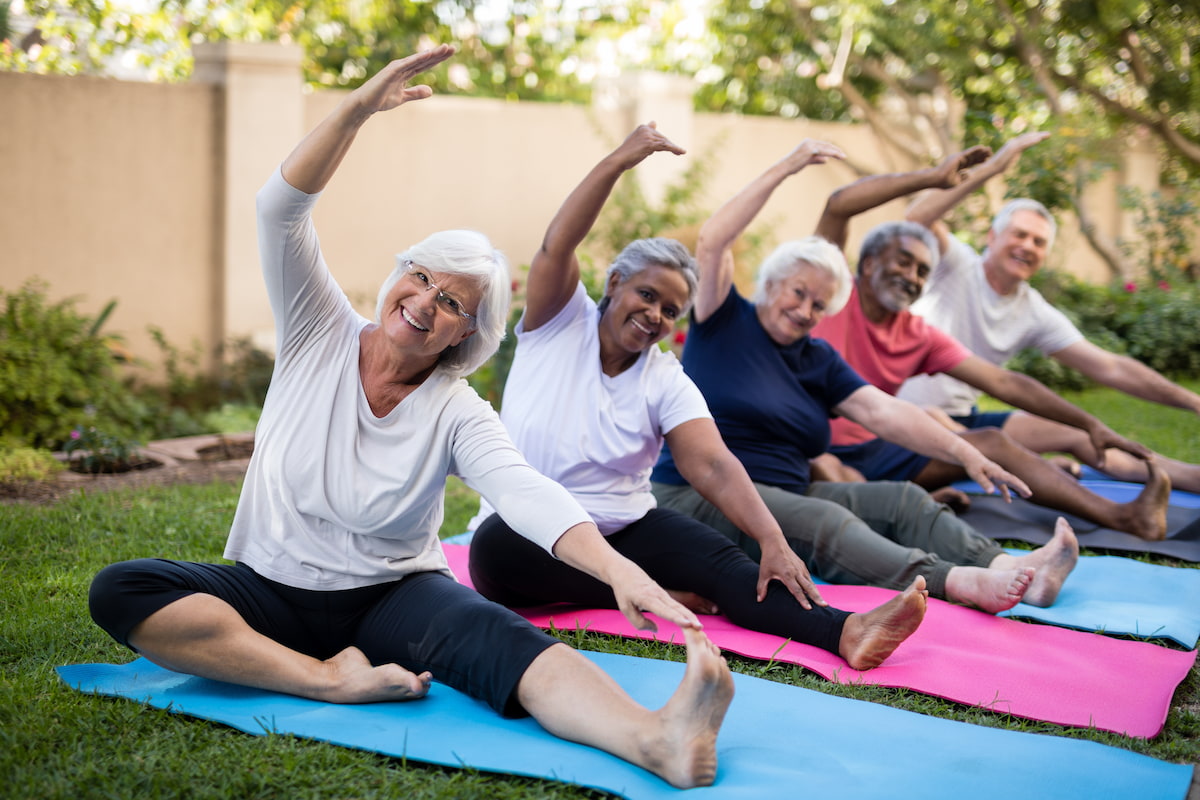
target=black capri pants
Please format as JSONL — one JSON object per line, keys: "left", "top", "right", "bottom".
{"left": 469, "top": 507, "right": 850, "bottom": 655}
{"left": 88, "top": 558, "right": 559, "bottom": 717}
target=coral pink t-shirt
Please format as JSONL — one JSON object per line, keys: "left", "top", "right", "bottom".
{"left": 812, "top": 285, "right": 971, "bottom": 446}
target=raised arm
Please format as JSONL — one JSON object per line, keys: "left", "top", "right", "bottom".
{"left": 693, "top": 140, "right": 845, "bottom": 322}
{"left": 905, "top": 132, "right": 1050, "bottom": 253}
{"left": 835, "top": 385, "right": 1031, "bottom": 499}
{"left": 280, "top": 45, "right": 455, "bottom": 194}
{"left": 524, "top": 124, "right": 685, "bottom": 331}
{"left": 813, "top": 145, "right": 991, "bottom": 251}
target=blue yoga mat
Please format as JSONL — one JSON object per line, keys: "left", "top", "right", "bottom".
{"left": 951, "top": 477, "right": 1200, "bottom": 561}
{"left": 998, "top": 549, "right": 1200, "bottom": 647}
{"left": 58, "top": 655, "right": 1191, "bottom": 799}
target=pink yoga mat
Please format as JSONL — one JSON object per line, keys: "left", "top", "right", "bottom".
{"left": 444, "top": 543, "right": 1195, "bottom": 738}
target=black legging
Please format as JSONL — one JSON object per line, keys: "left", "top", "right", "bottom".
{"left": 468, "top": 507, "right": 850, "bottom": 655}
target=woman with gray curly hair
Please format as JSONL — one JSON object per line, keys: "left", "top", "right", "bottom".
{"left": 86, "top": 47, "right": 741, "bottom": 790}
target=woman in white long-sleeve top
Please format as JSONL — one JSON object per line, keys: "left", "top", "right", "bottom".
{"left": 86, "top": 47, "right": 735, "bottom": 790}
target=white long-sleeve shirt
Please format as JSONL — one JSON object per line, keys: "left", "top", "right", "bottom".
{"left": 224, "top": 168, "right": 589, "bottom": 591}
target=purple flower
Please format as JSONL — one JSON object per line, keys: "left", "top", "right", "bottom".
{"left": 70, "top": 429, "right": 82, "bottom": 440}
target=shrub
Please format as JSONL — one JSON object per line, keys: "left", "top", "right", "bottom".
{"left": 0, "top": 281, "right": 148, "bottom": 450}
{"left": 1008, "top": 271, "right": 1200, "bottom": 390}
{"left": 0, "top": 446, "right": 64, "bottom": 484}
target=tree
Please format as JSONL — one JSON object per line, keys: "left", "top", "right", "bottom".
{"left": 694, "top": 0, "right": 1199, "bottom": 277}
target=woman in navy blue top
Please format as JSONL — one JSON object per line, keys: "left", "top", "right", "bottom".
{"left": 652, "top": 140, "right": 1080, "bottom": 613}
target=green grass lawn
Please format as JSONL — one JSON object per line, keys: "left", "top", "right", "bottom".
{"left": 3, "top": 382, "right": 1199, "bottom": 798}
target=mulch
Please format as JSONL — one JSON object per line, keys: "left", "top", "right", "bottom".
{"left": 0, "top": 433, "right": 254, "bottom": 506}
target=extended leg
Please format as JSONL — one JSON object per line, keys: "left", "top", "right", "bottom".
{"left": 1001, "top": 411, "right": 1200, "bottom": 493}
{"left": 516, "top": 631, "right": 733, "bottom": 789}
{"left": 913, "top": 428, "right": 1170, "bottom": 540}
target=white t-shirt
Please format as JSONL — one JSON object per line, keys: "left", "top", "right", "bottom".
{"left": 898, "top": 236, "right": 1083, "bottom": 416}
{"left": 224, "top": 168, "right": 590, "bottom": 591}
{"left": 469, "top": 283, "right": 711, "bottom": 535}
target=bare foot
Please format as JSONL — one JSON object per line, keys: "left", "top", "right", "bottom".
{"left": 668, "top": 589, "right": 720, "bottom": 616}
{"left": 638, "top": 627, "right": 735, "bottom": 788}
{"left": 838, "top": 577, "right": 927, "bottom": 671}
{"left": 929, "top": 486, "right": 971, "bottom": 513}
{"left": 318, "top": 646, "right": 432, "bottom": 704}
{"left": 944, "top": 566, "right": 1034, "bottom": 613}
{"left": 1118, "top": 460, "right": 1171, "bottom": 541}
{"left": 990, "top": 517, "right": 1079, "bottom": 607}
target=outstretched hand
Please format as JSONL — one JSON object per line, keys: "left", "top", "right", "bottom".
{"left": 1085, "top": 422, "right": 1152, "bottom": 469}
{"left": 964, "top": 454, "right": 1031, "bottom": 502}
{"left": 989, "top": 131, "right": 1051, "bottom": 172}
{"left": 756, "top": 541, "right": 827, "bottom": 608}
{"left": 931, "top": 145, "right": 993, "bottom": 188}
{"left": 612, "top": 122, "right": 686, "bottom": 170}
{"left": 607, "top": 560, "right": 703, "bottom": 633}
{"left": 353, "top": 45, "right": 456, "bottom": 116}
{"left": 782, "top": 139, "right": 846, "bottom": 174}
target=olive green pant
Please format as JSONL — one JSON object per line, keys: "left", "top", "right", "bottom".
{"left": 651, "top": 480, "right": 1003, "bottom": 600}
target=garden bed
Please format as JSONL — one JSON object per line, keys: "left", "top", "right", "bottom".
{"left": 0, "top": 433, "right": 254, "bottom": 505}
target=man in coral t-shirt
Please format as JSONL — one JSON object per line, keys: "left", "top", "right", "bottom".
{"left": 803, "top": 152, "right": 1169, "bottom": 539}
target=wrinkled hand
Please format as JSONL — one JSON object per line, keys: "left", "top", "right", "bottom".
{"left": 613, "top": 122, "right": 686, "bottom": 170}
{"left": 607, "top": 560, "right": 702, "bottom": 633}
{"left": 932, "top": 145, "right": 992, "bottom": 188}
{"left": 783, "top": 138, "right": 846, "bottom": 174}
{"left": 353, "top": 45, "right": 456, "bottom": 116}
{"left": 757, "top": 540, "right": 827, "bottom": 608}
{"left": 962, "top": 452, "right": 1030, "bottom": 502}
{"left": 1085, "top": 422, "right": 1152, "bottom": 468}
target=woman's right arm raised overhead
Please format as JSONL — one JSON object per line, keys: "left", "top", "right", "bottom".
{"left": 692, "top": 139, "right": 846, "bottom": 322}
{"left": 523, "top": 123, "right": 685, "bottom": 331}
{"left": 281, "top": 46, "right": 455, "bottom": 194}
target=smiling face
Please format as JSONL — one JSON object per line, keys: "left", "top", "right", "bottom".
{"left": 377, "top": 265, "right": 480, "bottom": 363}
{"left": 598, "top": 264, "right": 691, "bottom": 369}
{"left": 861, "top": 235, "right": 934, "bottom": 314}
{"left": 756, "top": 262, "right": 838, "bottom": 346}
{"left": 984, "top": 209, "right": 1052, "bottom": 292}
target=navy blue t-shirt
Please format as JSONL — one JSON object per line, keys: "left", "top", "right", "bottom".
{"left": 651, "top": 286, "right": 866, "bottom": 494}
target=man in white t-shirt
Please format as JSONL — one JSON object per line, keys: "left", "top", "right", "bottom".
{"left": 899, "top": 133, "right": 1200, "bottom": 493}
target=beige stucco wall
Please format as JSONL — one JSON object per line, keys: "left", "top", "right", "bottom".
{"left": 0, "top": 44, "right": 1141, "bottom": 376}
{"left": 1, "top": 71, "right": 219, "bottom": 376}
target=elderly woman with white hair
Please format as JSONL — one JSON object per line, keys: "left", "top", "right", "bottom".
{"left": 86, "top": 47, "right": 743, "bottom": 790}
{"left": 651, "top": 140, "right": 1070, "bottom": 615}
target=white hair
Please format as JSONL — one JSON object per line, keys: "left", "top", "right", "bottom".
{"left": 991, "top": 199, "right": 1057, "bottom": 250}
{"left": 376, "top": 230, "right": 511, "bottom": 378}
{"left": 753, "top": 236, "right": 853, "bottom": 316}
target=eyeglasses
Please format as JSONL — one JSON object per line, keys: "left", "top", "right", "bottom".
{"left": 402, "top": 260, "right": 476, "bottom": 325}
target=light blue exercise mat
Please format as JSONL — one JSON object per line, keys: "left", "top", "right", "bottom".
{"left": 998, "top": 549, "right": 1200, "bottom": 647}
{"left": 58, "top": 655, "right": 1192, "bottom": 799}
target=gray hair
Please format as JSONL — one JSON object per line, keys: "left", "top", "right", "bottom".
{"left": 991, "top": 198, "right": 1057, "bottom": 249}
{"left": 598, "top": 237, "right": 699, "bottom": 315}
{"left": 376, "top": 230, "right": 511, "bottom": 378}
{"left": 859, "top": 220, "right": 941, "bottom": 270}
{"left": 753, "top": 236, "right": 853, "bottom": 316}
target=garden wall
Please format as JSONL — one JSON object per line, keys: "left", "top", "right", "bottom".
{"left": 0, "top": 42, "right": 1154, "bottom": 372}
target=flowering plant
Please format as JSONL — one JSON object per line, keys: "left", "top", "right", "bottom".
{"left": 63, "top": 425, "right": 139, "bottom": 474}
